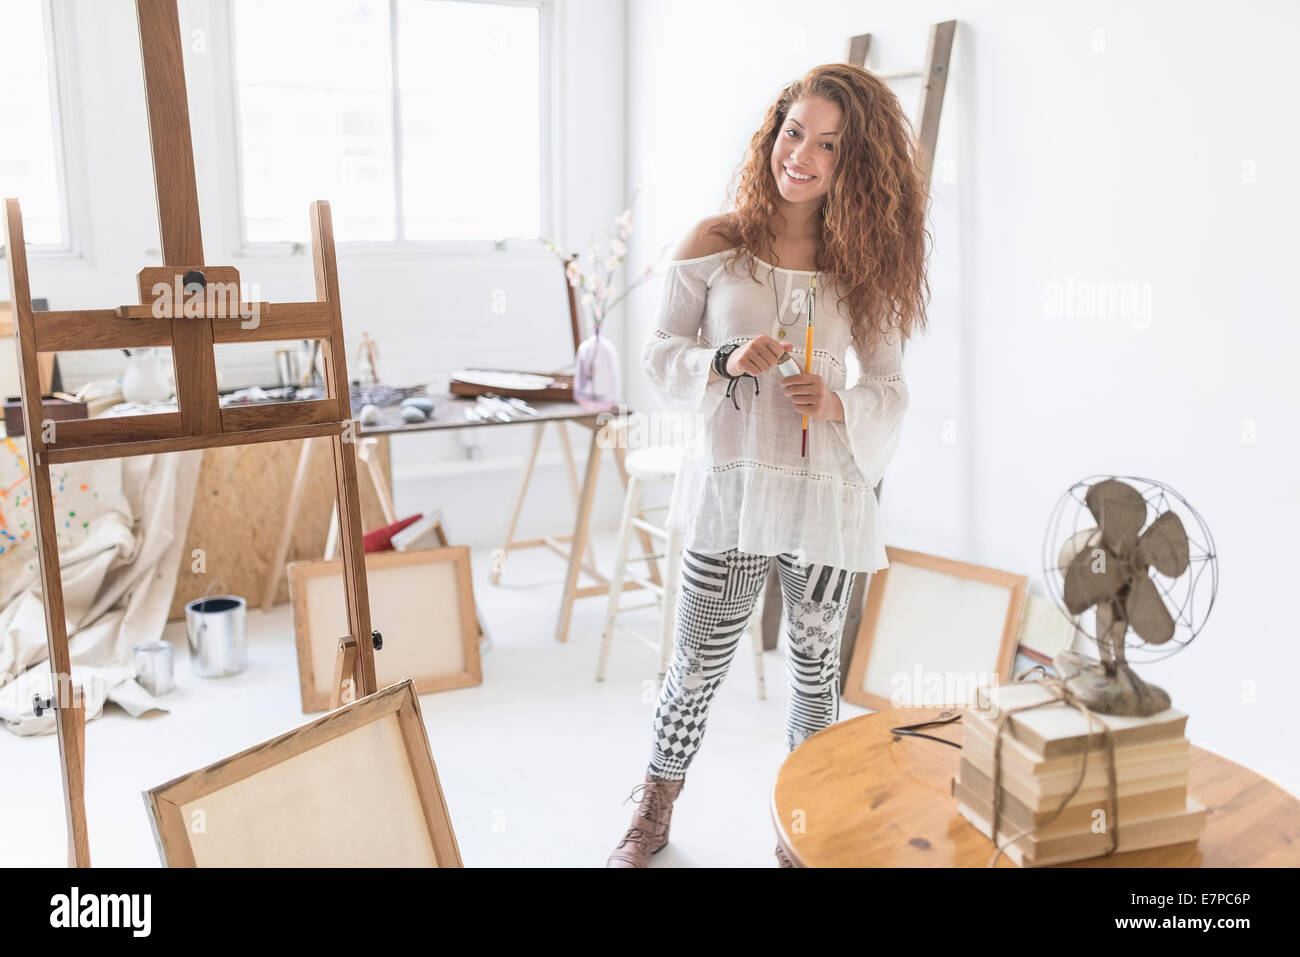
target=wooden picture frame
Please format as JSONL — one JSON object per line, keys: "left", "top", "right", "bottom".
{"left": 289, "top": 546, "right": 482, "bottom": 713}
{"left": 843, "top": 547, "right": 1027, "bottom": 711}
{"left": 143, "top": 679, "right": 462, "bottom": 866}
{"left": 392, "top": 509, "right": 492, "bottom": 650}
{"left": 1015, "top": 589, "right": 1077, "bottom": 666}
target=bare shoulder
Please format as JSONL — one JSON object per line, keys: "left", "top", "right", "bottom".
{"left": 669, "top": 213, "right": 737, "bottom": 261}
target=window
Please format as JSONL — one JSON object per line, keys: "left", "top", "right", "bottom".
{"left": 231, "top": 0, "right": 544, "bottom": 245}
{"left": 0, "top": 0, "right": 70, "bottom": 247}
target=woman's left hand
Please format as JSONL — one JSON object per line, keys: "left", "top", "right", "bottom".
{"left": 780, "top": 373, "right": 844, "bottom": 422}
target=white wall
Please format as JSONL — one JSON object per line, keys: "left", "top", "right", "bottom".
{"left": 2, "top": 0, "right": 631, "bottom": 547}
{"left": 626, "top": 0, "right": 1300, "bottom": 793}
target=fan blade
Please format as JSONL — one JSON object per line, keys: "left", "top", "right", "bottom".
{"left": 1062, "top": 540, "right": 1126, "bottom": 614}
{"left": 1057, "top": 527, "right": 1099, "bottom": 571}
{"left": 1136, "top": 510, "right": 1190, "bottom": 577}
{"left": 1085, "top": 479, "right": 1146, "bottom": 556}
{"left": 1125, "top": 574, "right": 1175, "bottom": 644}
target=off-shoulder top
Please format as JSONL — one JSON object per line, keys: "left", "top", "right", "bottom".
{"left": 640, "top": 247, "right": 908, "bottom": 573}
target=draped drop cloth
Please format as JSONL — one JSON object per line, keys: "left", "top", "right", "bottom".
{"left": 641, "top": 248, "right": 909, "bottom": 574}
{"left": 0, "top": 445, "right": 202, "bottom": 735}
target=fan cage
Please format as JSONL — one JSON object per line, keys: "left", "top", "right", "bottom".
{"left": 1041, "top": 474, "right": 1218, "bottom": 665}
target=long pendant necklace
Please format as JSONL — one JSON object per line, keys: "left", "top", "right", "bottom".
{"left": 769, "top": 266, "right": 817, "bottom": 341}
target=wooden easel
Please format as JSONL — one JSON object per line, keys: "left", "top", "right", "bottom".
{"left": 3, "top": 0, "right": 377, "bottom": 867}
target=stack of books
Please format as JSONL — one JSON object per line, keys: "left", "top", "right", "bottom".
{"left": 953, "top": 681, "right": 1206, "bottom": 866}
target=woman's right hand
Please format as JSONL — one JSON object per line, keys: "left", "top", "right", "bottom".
{"left": 726, "top": 335, "right": 794, "bottom": 377}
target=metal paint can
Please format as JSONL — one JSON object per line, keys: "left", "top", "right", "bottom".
{"left": 132, "top": 640, "right": 174, "bottom": 696}
{"left": 185, "top": 595, "right": 248, "bottom": 678}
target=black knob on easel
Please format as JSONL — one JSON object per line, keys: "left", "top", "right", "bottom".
{"left": 372, "top": 630, "right": 383, "bottom": 651}
{"left": 182, "top": 269, "right": 206, "bottom": 298}
{"left": 33, "top": 694, "right": 53, "bottom": 717}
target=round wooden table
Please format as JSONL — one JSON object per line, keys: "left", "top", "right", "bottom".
{"left": 772, "top": 707, "right": 1300, "bottom": 867}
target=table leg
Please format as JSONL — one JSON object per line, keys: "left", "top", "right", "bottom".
{"left": 555, "top": 419, "right": 605, "bottom": 643}
{"left": 555, "top": 421, "right": 601, "bottom": 578}
{"left": 491, "top": 420, "right": 547, "bottom": 585}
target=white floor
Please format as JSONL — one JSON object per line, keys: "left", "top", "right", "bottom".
{"left": 0, "top": 529, "right": 871, "bottom": 867}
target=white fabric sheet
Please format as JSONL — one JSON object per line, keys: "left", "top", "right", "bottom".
{"left": 0, "top": 446, "right": 202, "bottom": 735}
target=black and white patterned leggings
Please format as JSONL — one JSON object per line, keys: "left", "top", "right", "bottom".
{"left": 647, "top": 547, "right": 859, "bottom": 781}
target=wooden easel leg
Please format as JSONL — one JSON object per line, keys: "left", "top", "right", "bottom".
{"left": 8, "top": 197, "right": 90, "bottom": 866}
{"left": 491, "top": 419, "right": 547, "bottom": 585}
{"left": 311, "top": 199, "right": 377, "bottom": 698}
{"left": 330, "top": 635, "right": 359, "bottom": 709}
{"left": 328, "top": 431, "right": 376, "bottom": 695}
{"left": 260, "top": 436, "right": 316, "bottom": 612}
{"left": 30, "top": 461, "right": 91, "bottom": 868}
{"left": 555, "top": 419, "right": 606, "bottom": 643}
{"left": 67, "top": 682, "right": 87, "bottom": 845}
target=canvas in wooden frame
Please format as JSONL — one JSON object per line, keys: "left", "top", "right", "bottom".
{"left": 392, "top": 509, "right": 491, "bottom": 649}
{"left": 289, "top": 546, "right": 482, "bottom": 713}
{"left": 843, "top": 547, "right": 1027, "bottom": 711}
{"left": 143, "top": 679, "right": 462, "bottom": 867}
{"left": 1015, "top": 589, "right": 1077, "bottom": 666}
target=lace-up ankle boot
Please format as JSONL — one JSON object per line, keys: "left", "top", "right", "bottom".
{"left": 605, "top": 773, "right": 685, "bottom": 868}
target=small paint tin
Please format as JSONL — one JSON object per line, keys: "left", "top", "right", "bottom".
{"left": 776, "top": 354, "right": 803, "bottom": 378}
{"left": 185, "top": 595, "right": 248, "bottom": 678}
{"left": 132, "top": 640, "right": 175, "bottom": 696}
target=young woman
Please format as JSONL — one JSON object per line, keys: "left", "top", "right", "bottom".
{"left": 607, "top": 63, "right": 931, "bottom": 868}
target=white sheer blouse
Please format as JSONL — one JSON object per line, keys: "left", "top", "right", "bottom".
{"left": 640, "top": 248, "right": 908, "bottom": 574}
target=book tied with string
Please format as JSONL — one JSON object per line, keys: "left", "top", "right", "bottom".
{"left": 953, "top": 681, "right": 1206, "bottom": 866}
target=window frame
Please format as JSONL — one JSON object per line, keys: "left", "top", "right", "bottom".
{"left": 222, "top": 0, "right": 556, "bottom": 257}
{"left": 7, "top": 0, "right": 89, "bottom": 260}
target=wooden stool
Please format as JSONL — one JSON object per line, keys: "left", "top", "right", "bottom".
{"left": 597, "top": 446, "right": 766, "bottom": 699}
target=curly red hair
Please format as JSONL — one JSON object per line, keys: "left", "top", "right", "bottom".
{"left": 707, "top": 63, "right": 932, "bottom": 352}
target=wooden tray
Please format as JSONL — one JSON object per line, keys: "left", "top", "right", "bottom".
{"left": 449, "top": 369, "right": 574, "bottom": 402}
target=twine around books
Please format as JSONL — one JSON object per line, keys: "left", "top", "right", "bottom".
{"left": 982, "top": 666, "right": 1121, "bottom": 868}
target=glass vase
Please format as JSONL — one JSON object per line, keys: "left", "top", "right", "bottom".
{"left": 572, "top": 327, "right": 620, "bottom": 412}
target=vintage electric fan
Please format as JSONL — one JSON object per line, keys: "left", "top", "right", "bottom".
{"left": 1042, "top": 476, "right": 1218, "bottom": 716}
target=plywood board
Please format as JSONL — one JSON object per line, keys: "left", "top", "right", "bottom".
{"left": 844, "top": 547, "right": 1026, "bottom": 711}
{"left": 168, "top": 435, "right": 391, "bottom": 619}
{"left": 144, "top": 679, "right": 462, "bottom": 866}
{"left": 289, "top": 546, "right": 481, "bottom": 713}
{"left": 1, "top": 301, "right": 57, "bottom": 397}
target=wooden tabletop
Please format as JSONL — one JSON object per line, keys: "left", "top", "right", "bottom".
{"left": 358, "top": 397, "right": 622, "bottom": 436}
{"left": 772, "top": 707, "right": 1300, "bottom": 867}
